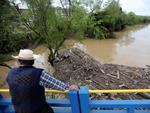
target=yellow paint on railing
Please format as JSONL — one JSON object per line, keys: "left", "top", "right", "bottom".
{"left": 0, "top": 89, "right": 9, "bottom": 93}
{"left": 0, "top": 89, "right": 69, "bottom": 94}
{"left": 0, "top": 89, "right": 150, "bottom": 94}
{"left": 89, "top": 89, "right": 150, "bottom": 93}
{"left": 45, "top": 89, "right": 69, "bottom": 94}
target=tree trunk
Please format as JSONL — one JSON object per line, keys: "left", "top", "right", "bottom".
{"left": 48, "top": 47, "right": 55, "bottom": 66}
{"left": 68, "top": 0, "right": 72, "bottom": 16}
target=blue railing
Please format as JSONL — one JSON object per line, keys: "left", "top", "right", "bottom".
{"left": 0, "top": 86, "right": 150, "bottom": 113}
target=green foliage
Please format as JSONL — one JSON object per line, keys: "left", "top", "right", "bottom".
{"left": 124, "top": 12, "right": 150, "bottom": 25}
{"left": 85, "top": 15, "right": 109, "bottom": 39}
{"left": 83, "top": 0, "right": 123, "bottom": 38}
{"left": 85, "top": 0, "right": 150, "bottom": 39}
{"left": 0, "top": 0, "right": 29, "bottom": 55}
{"left": 1, "top": 0, "right": 150, "bottom": 63}
{"left": 20, "top": 0, "right": 72, "bottom": 64}
{"left": 70, "top": 2, "right": 88, "bottom": 38}
{"left": 102, "top": 0, "right": 125, "bottom": 31}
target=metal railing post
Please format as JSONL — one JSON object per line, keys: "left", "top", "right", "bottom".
{"left": 79, "top": 86, "right": 90, "bottom": 113}
{"left": 127, "top": 108, "right": 134, "bottom": 113}
{"left": 0, "top": 94, "right": 6, "bottom": 112}
{"left": 69, "top": 90, "right": 81, "bottom": 113}
{"left": 0, "top": 94, "right": 3, "bottom": 112}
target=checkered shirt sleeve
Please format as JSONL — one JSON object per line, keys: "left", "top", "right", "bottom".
{"left": 39, "top": 71, "right": 69, "bottom": 90}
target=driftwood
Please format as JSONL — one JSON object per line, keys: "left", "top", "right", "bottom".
{"left": 54, "top": 48, "right": 150, "bottom": 100}
{"left": 136, "top": 93, "right": 150, "bottom": 99}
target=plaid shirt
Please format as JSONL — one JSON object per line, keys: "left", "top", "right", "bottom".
{"left": 39, "top": 71, "right": 69, "bottom": 90}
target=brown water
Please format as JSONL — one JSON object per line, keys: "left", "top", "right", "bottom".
{"left": 0, "top": 24, "right": 150, "bottom": 94}
{"left": 82, "top": 24, "right": 150, "bottom": 68}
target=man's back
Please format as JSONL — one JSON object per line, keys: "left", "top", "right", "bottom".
{"left": 7, "top": 66, "right": 46, "bottom": 113}
{"left": 6, "top": 49, "right": 77, "bottom": 113}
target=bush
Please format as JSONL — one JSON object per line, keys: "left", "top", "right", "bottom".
{"left": 86, "top": 0, "right": 150, "bottom": 39}
{"left": 0, "top": 0, "right": 33, "bottom": 54}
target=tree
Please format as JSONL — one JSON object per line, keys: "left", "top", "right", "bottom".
{"left": 9, "top": 0, "right": 70, "bottom": 65}
{"left": 0, "top": 0, "right": 10, "bottom": 68}
{"left": 0, "top": 0, "right": 30, "bottom": 53}
{"left": 15, "top": 0, "right": 89, "bottom": 65}
{"left": 102, "top": 0, "right": 125, "bottom": 31}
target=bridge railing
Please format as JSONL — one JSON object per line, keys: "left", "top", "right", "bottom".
{"left": 0, "top": 87, "right": 150, "bottom": 113}
{"left": 79, "top": 86, "right": 150, "bottom": 113}
{"left": 0, "top": 90, "right": 80, "bottom": 113}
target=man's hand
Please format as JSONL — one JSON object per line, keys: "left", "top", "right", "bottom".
{"left": 68, "top": 85, "right": 79, "bottom": 90}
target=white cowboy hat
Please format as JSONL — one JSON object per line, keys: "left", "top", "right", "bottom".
{"left": 12, "top": 49, "right": 39, "bottom": 60}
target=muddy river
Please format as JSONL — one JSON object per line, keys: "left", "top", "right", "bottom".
{"left": 0, "top": 24, "right": 150, "bottom": 94}
{"left": 82, "top": 24, "right": 150, "bottom": 68}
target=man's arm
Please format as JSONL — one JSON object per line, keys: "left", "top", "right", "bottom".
{"left": 39, "top": 71, "right": 69, "bottom": 90}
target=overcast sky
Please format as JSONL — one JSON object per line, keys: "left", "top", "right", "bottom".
{"left": 17, "top": 0, "right": 150, "bottom": 16}
{"left": 119, "top": 0, "right": 150, "bottom": 16}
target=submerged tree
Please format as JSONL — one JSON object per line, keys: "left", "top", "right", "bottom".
{"left": 12, "top": 0, "right": 89, "bottom": 65}
{"left": 9, "top": 0, "right": 72, "bottom": 65}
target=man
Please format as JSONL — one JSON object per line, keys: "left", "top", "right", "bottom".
{"left": 7, "top": 49, "right": 78, "bottom": 113}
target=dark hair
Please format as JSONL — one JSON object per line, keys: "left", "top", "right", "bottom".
{"left": 18, "top": 59, "right": 34, "bottom": 66}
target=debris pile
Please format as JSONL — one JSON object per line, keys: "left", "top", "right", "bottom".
{"left": 54, "top": 48, "right": 150, "bottom": 100}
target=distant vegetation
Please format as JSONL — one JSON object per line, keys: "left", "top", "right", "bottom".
{"left": 85, "top": 0, "right": 150, "bottom": 38}
{"left": 0, "top": 0, "right": 150, "bottom": 64}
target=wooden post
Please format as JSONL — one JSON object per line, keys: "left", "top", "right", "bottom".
{"left": 79, "top": 86, "right": 90, "bottom": 113}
